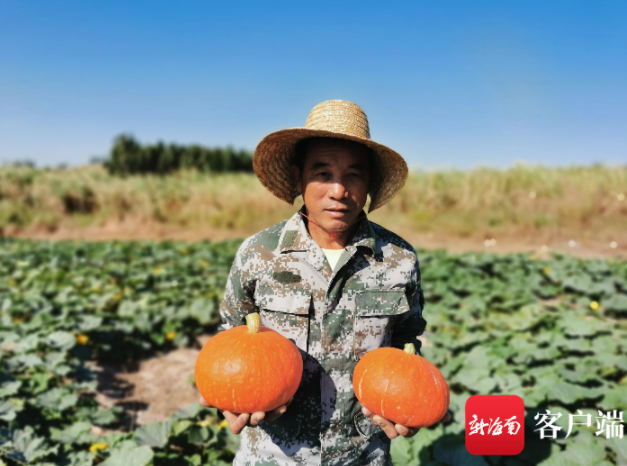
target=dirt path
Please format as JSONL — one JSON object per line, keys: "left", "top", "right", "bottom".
{"left": 12, "top": 222, "right": 626, "bottom": 260}
{"left": 90, "top": 335, "right": 211, "bottom": 427}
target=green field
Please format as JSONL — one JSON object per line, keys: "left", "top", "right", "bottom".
{"left": 1, "top": 239, "right": 626, "bottom": 465}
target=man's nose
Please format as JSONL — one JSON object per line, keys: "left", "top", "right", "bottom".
{"left": 329, "top": 180, "right": 349, "bottom": 199}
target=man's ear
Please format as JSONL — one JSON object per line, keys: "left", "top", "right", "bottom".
{"left": 290, "top": 165, "right": 302, "bottom": 194}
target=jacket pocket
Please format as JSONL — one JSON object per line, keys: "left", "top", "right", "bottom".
{"left": 254, "top": 283, "right": 311, "bottom": 353}
{"left": 353, "top": 289, "right": 409, "bottom": 361}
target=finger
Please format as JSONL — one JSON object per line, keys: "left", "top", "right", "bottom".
{"left": 265, "top": 404, "right": 288, "bottom": 423}
{"left": 250, "top": 411, "right": 266, "bottom": 426}
{"left": 361, "top": 406, "right": 373, "bottom": 417}
{"left": 372, "top": 415, "right": 398, "bottom": 439}
{"left": 395, "top": 424, "right": 419, "bottom": 437}
{"left": 198, "top": 396, "right": 213, "bottom": 408}
{"left": 222, "top": 410, "right": 238, "bottom": 424}
{"left": 224, "top": 412, "right": 249, "bottom": 434}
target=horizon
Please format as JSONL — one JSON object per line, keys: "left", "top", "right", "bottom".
{"left": 2, "top": 0, "right": 626, "bottom": 170}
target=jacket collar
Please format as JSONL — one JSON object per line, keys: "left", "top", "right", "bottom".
{"left": 279, "top": 204, "right": 376, "bottom": 255}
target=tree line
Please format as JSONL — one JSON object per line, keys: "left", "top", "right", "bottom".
{"left": 104, "top": 134, "right": 254, "bottom": 175}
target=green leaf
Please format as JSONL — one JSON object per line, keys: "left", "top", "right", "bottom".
{"left": 7, "top": 429, "right": 58, "bottom": 463}
{"left": 171, "top": 402, "right": 203, "bottom": 421}
{"left": 79, "top": 315, "right": 103, "bottom": 331}
{"left": 0, "top": 374, "right": 21, "bottom": 398}
{"left": 607, "top": 436, "right": 627, "bottom": 462}
{"left": 453, "top": 368, "right": 498, "bottom": 393}
{"left": 390, "top": 436, "right": 419, "bottom": 466}
{"left": 433, "top": 437, "right": 490, "bottom": 466}
{"left": 89, "top": 408, "right": 121, "bottom": 426}
{"left": 36, "top": 388, "right": 78, "bottom": 411}
{"left": 546, "top": 382, "right": 589, "bottom": 404}
{"left": 600, "top": 386, "right": 627, "bottom": 410}
{"left": 50, "top": 421, "right": 92, "bottom": 444}
{"left": 561, "top": 442, "right": 607, "bottom": 466}
{"left": 603, "top": 294, "right": 627, "bottom": 314}
{"left": 47, "top": 331, "right": 76, "bottom": 350}
{"left": 187, "top": 298, "right": 217, "bottom": 324}
{"left": 99, "top": 446, "right": 154, "bottom": 466}
{"left": 172, "top": 420, "right": 193, "bottom": 436}
{"left": 537, "top": 455, "right": 580, "bottom": 466}
{"left": 134, "top": 421, "right": 173, "bottom": 448}
{"left": 62, "top": 450, "right": 96, "bottom": 466}
{"left": 13, "top": 334, "right": 40, "bottom": 353}
{"left": 187, "top": 425, "right": 209, "bottom": 445}
{"left": 560, "top": 319, "right": 600, "bottom": 337}
{"left": 0, "top": 398, "right": 23, "bottom": 421}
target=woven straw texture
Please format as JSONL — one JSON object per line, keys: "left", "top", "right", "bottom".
{"left": 253, "top": 100, "right": 408, "bottom": 212}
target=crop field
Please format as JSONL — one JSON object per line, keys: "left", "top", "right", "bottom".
{"left": 1, "top": 239, "right": 626, "bottom": 465}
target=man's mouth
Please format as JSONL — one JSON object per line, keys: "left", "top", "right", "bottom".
{"left": 325, "top": 208, "right": 349, "bottom": 218}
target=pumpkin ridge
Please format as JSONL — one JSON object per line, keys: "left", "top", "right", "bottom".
{"left": 380, "top": 377, "right": 390, "bottom": 420}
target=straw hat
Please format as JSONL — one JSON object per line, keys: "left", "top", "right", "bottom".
{"left": 253, "top": 100, "right": 408, "bottom": 212}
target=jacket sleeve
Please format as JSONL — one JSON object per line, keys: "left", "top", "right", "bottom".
{"left": 391, "top": 254, "right": 427, "bottom": 356}
{"left": 218, "top": 241, "right": 257, "bottom": 331}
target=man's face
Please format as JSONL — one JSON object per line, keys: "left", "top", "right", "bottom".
{"left": 292, "top": 138, "right": 370, "bottom": 234}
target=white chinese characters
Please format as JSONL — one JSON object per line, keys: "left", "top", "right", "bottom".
{"left": 533, "top": 409, "right": 624, "bottom": 440}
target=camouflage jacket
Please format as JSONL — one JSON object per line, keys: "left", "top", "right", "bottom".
{"left": 219, "top": 205, "right": 427, "bottom": 466}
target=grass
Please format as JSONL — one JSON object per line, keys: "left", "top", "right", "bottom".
{"left": 0, "top": 164, "right": 625, "bottom": 245}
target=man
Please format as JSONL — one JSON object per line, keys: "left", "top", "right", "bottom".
{"left": 200, "top": 100, "right": 449, "bottom": 465}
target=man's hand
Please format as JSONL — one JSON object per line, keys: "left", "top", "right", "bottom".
{"left": 199, "top": 395, "right": 292, "bottom": 435}
{"left": 361, "top": 406, "right": 451, "bottom": 439}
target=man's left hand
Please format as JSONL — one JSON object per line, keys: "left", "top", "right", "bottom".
{"left": 361, "top": 406, "right": 451, "bottom": 439}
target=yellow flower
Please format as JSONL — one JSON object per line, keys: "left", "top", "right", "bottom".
{"left": 199, "top": 260, "right": 209, "bottom": 268}
{"left": 7, "top": 279, "right": 16, "bottom": 286}
{"left": 153, "top": 267, "right": 164, "bottom": 275}
{"left": 89, "top": 442, "right": 108, "bottom": 453}
{"left": 196, "top": 419, "right": 212, "bottom": 427}
{"left": 76, "top": 334, "right": 89, "bottom": 345}
{"left": 12, "top": 316, "right": 26, "bottom": 324}
{"left": 180, "top": 249, "right": 189, "bottom": 255}
{"left": 590, "top": 301, "right": 601, "bottom": 311}
{"left": 165, "top": 330, "right": 176, "bottom": 341}
{"left": 542, "top": 267, "right": 551, "bottom": 275}
{"left": 217, "top": 419, "right": 229, "bottom": 431}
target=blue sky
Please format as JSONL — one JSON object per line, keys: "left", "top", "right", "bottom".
{"left": 1, "top": 0, "right": 625, "bottom": 170}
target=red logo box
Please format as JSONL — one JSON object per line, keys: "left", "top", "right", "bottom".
{"left": 465, "top": 395, "right": 525, "bottom": 455}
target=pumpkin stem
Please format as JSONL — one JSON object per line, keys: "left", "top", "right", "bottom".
{"left": 246, "top": 312, "right": 261, "bottom": 334}
{"left": 404, "top": 343, "right": 416, "bottom": 355}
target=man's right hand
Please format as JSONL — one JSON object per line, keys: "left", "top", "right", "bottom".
{"left": 199, "top": 395, "right": 292, "bottom": 435}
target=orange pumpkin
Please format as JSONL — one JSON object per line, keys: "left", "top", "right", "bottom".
{"left": 195, "top": 313, "right": 303, "bottom": 413}
{"left": 353, "top": 343, "right": 449, "bottom": 428}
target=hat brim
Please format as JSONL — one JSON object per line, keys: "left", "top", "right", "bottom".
{"left": 253, "top": 127, "right": 408, "bottom": 212}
